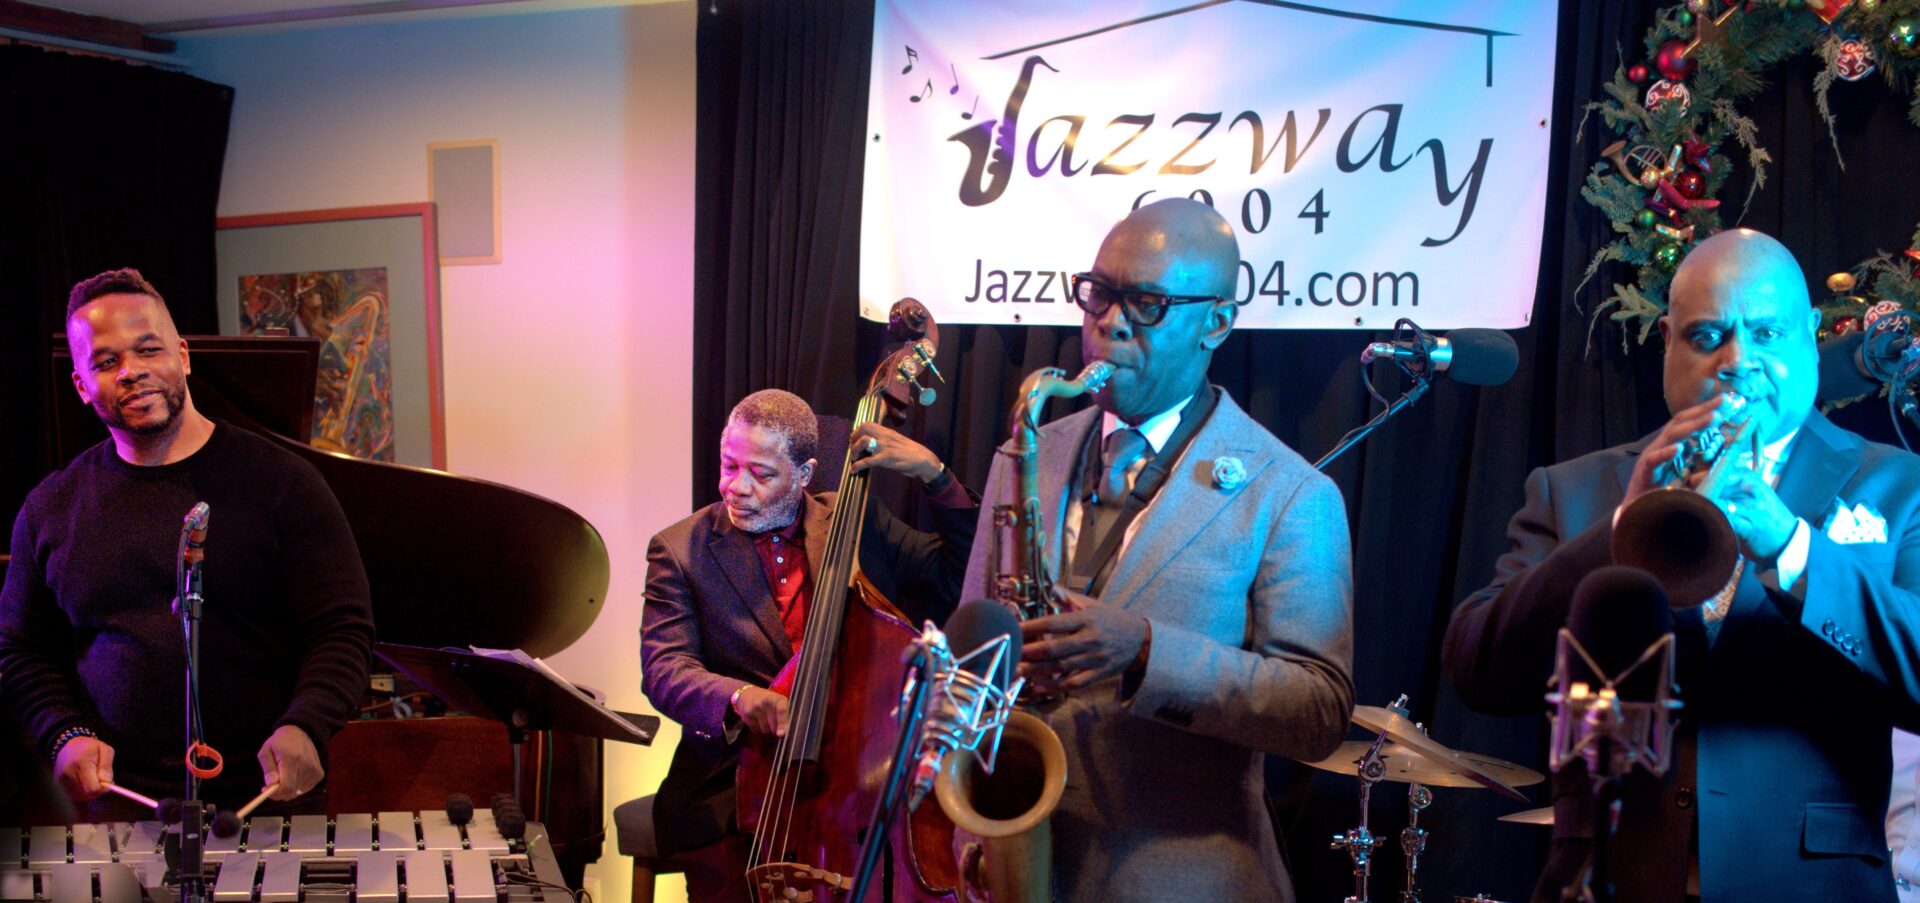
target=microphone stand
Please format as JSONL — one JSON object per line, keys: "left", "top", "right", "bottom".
{"left": 847, "top": 638, "right": 937, "bottom": 902}
{"left": 1566, "top": 696, "right": 1627, "bottom": 903}
{"left": 1315, "top": 375, "right": 1431, "bottom": 472}
{"left": 173, "top": 510, "right": 210, "bottom": 903}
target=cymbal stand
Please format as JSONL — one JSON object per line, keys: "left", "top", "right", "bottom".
{"left": 1399, "top": 780, "right": 1432, "bottom": 903}
{"left": 1332, "top": 730, "right": 1390, "bottom": 903}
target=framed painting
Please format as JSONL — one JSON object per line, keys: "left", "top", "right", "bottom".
{"left": 215, "top": 204, "right": 446, "bottom": 470}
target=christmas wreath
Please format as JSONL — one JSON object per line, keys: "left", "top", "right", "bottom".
{"left": 1577, "top": 0, "right": 1920, "bottom": 397}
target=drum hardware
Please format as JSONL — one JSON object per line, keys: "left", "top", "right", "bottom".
{"left": 1496, "top": 807, "right": 1554, "bottom": 826}
{"left": 1399, "top": 782, "right": 1432, "bottom": 903}
{"left": 1316, "top": 695, "right": 1544, "bottom": 903}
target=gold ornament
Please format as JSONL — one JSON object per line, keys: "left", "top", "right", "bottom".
{"left": 1827, "top": 272, "right": 1857, "bottom": 293}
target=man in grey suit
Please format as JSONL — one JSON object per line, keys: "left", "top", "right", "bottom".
{"left": 959, "top": 198, "right": 1355, "bottom": 903}
{"left": 1446, "top": 229, "right": 1920, "bottom": 902}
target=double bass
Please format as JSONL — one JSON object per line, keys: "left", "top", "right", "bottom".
{"left": 735, "top": 300, "right": 960, "bottom": 903}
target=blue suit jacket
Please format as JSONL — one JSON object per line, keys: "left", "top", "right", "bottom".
{"left": 1446, "top": 410, "right": 1920, "bottom": 902}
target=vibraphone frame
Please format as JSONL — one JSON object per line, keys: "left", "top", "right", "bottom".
{"left": 0, "top": 811, "right": 569, "bottom": 903}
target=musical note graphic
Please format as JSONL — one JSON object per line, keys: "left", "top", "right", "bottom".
{"left": 948, "top": 63, "right": 960, "bottom": 94}
{"left": 960, "top": 96, "right": 978, "bottom": 120}
{"left": 901, "top": 46, "right": 918, "bottom": 75}
{"left": 909, "top": 78, "right": 932, "bottom": 102}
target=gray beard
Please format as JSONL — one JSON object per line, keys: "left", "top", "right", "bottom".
{"left": 729, "top": 488, "right": 806, "bottom": 534}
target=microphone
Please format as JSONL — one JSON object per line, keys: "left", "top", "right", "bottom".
{"left": 1817, "top": 332, "right": 1882, "bottom": 403}
{"left": 182, "top": 502, "right": 211, "bottom": 566}
{"left": 1363, "top": 327, "right": 1519, "bottom": 387}
{"left": 1547, "top": 566, "right": 1680, "bottom": 780}
{"left": 905, "top": 598, "right": 1022, "bottom": 810}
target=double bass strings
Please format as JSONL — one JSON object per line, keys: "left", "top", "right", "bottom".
{"left": 748, "top": 389, "right": 881, "bottom": 899}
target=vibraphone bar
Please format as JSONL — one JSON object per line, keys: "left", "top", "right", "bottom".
{"left": 0, "top": 811, "right": 570, "bottom": 903}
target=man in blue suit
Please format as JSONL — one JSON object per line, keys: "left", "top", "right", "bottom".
{"left": 1446, "top": 228, "right": 1920, "bottom": 902}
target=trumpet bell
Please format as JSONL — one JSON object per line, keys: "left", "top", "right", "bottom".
{"left": 1611, "top": 488, "right": 1740, "bottom": 607}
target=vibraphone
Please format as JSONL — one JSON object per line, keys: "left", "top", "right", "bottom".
{"left": 0, "top": 811, "right": 570, "bottom": 903}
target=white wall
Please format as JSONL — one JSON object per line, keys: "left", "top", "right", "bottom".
{"left": 179, "top": 6, "right": 698, "bottom": 901}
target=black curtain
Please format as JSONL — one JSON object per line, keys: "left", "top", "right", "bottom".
{"left": 0, "top": 43, "right": 231, "bottom": 822}
{"left": 0, "top": 44, "right": 232, "bottom": 523}
{"left": 692, "top": 1, "right": 1920, "bottom": 898}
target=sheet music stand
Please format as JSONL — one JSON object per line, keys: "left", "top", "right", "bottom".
{"left": 374, "top": 643, "right": 659, "bottom": 801}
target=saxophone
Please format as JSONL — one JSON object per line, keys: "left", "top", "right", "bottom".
{"left": 934, "top": 361, "right": 1112, "bottom": 903}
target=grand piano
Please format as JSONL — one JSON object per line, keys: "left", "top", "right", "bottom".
{"left": 36, "top": 334, "right": 630, "bottom": 885}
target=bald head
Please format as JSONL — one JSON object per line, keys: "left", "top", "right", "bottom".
{"left": 1661, "top": 228, "right": 1820, "bottom": 443}
{"left": 1094, "top": 198, "right": 1240, "bottom": 299}
{"left": 1082, "top": 198, "right": 1242, "bottom": 423}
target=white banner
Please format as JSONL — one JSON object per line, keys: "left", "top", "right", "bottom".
{"left": 860, "top": 1, "right": 1558, "bottom": 329}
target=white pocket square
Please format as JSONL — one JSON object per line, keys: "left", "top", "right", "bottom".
{"left": 1825, "top": 502, "right": 1889, "bottom": 545}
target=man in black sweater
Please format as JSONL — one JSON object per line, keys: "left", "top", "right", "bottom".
{"left": 0, "top": 268, "right": 375, "bottom": 819}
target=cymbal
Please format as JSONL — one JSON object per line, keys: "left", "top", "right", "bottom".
{"left": 1306, "top": 740, "right": 1540, "bottom": 797}
{"left": 1344, "top": 705, "right": 1541, "bottom": 801}
{"left": 1498, "top": 806, "right": 1554, "bottom": 826}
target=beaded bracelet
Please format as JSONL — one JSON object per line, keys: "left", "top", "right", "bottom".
{"left": 48, "top": 725, "right": 97, "bottom": 762}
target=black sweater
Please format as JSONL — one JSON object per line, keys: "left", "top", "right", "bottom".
{"left": 0, "top": 422, "right": 374, "bottom": 804}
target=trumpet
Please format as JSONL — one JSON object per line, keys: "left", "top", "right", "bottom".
{"left": 1612, "top": 392, "right": 1760, "bottom": 606}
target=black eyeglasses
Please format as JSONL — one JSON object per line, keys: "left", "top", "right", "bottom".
{"left": 1070, "top": 273, "right": 1221, "bottom": 327}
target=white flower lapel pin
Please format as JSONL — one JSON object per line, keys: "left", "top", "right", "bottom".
{"left": 1211, "top": 456, "right": 1247, "bottom": 491}
{"left": 1825, "top": 501, "right": 1889, "bottom": 545}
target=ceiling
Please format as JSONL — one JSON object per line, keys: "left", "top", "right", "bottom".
{"left": 34, "top": 0, "right": 667, "bottom": 34}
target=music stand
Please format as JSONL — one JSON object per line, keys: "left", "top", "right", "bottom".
{"left": 374, "top": 643, "right": 659, "bottom": 801}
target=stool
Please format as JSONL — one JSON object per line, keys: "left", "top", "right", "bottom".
{"left": 613, "top": 794, "right": 685, "bottom": 903}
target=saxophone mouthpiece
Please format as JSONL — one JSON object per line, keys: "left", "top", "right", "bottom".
{"left": 1080, "top": 360, "right": 1115, "bottom": 393}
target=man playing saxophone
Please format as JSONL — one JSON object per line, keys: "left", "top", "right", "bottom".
{"left": 958, "top": 198, "right": 1355, "bottom": 903}
{"left": 1445, "top": 228, "right": 1920, "bottom": 902}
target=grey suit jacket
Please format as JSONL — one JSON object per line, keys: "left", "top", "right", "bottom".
{"left": 960, "top": 389, "right": 1355, "bottom": 903}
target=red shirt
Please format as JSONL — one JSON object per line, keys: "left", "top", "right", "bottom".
{"left": 750, "top": 517, "right": 811, "bottom": 648}
{"left": 747, "top": 474, "right": 971, "bottom": 650}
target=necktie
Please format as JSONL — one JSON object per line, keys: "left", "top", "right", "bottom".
{"left": 1097, "top": 428, "right": 1149, "bottom": 505}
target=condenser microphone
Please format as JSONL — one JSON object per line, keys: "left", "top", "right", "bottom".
{"left": 1363, "top": 327, "right": 1519, "bottom": 386}
{"left": 1547, "top": 566, "right": 1680, "bottom": 780}
{"left": 905, "top": 598, "right": 1022, "bottom": 810}
{"left": 182, "top": 502, "right": 211, "bottom": 565}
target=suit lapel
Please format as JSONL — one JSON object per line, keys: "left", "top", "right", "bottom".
{"left": 803, "top": 493, "right": 833, "bottom": 582}
{"left": 1103, "top": 394, "right": 1268, "bottom": 611}
{"left": 1774, "top": 411, "right": 1860, "bottom": 527}
{"left": 706, "top": 508, "right": 794, "bottom": 662}
{"left": 1041, "top": 408, "right": 1100, "bottom": 579}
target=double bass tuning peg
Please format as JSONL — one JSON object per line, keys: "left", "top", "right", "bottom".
{"left": 896, "top": 340, "right": 943, "bottom": 407}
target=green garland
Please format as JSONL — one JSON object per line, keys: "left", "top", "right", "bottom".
{"left": 1577, "top": 0, "right": 1920, "bottom": 357}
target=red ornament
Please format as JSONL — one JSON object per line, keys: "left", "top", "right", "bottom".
{"left": 1807, "top": 0, "right": 1853, "bottom": 25}
{"left": 1674, "top": 170, "right": 1706, "bottom": 199}
{"left": 1645, "top": 79, "right": 1692, "bottom": 114}
{"left": 1832, "top": 316, "right": 1861, "bottom": 336}
{"left": 1627, "top": 63, "right": 1651, "bottom": 84}
{"left": 1656, "top": 39, "right": 1696, "bottom": 82}
{"left": 1835, "top": 39, "right": 1876, "bottom": 81}
{"left": 1681, "top": 135, "right": 1712, "bottom": 172}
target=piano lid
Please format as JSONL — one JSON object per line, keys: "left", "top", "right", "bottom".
{"left": 49, "top": 334, "right": 609, "bottom": 658}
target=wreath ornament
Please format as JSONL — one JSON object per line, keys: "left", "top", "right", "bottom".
{"left": 1577, "top": 0, "right": 1920, "bottom": 402}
